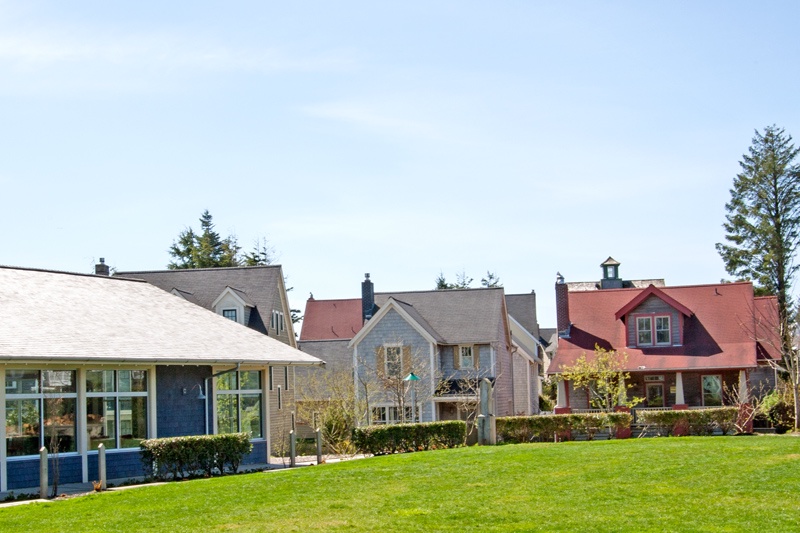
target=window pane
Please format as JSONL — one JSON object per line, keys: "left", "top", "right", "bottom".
{"left": 461, "top": 346, "right": 473, "bottom": 367}
{"left": 87, "top": 397, "right": 116, "bottom": 450}
{"left": 120, "top": 397, "right": 147, "bottom": 448}
{"left": 6, "top": 399, "right": 40, "bottom": 456}
{"left": 43, "top": 370, "right": 76, "bottom": 394}
{"left": 656, "top": 317, "right": 671, "bottom": 344}
{"left": 386, "top": 347, "right": 402, "bottom": 377}
{"left": 87, "top": 370, "right": 116, "bottom": 393}
{"left": 240, "top": 394, "right": 262, "bottom": 438}
{"left": 217, "top": 394, "right": 239, "bottom": 434}
{"left": 44, "top": 397, "right": 77, "bottom": 453}
{"left": 637, "top": 318, "right": 652, "bottom": 345}
{"left": 217, "top": 373, "right": 236, "bottom": 391}
{"left": 6, "top": 370, "right": 40, "bottom": 394}
{"left": 240, "top": 371, "right": 261, "bottom": 390}
{"left": 703, "top": 376, "right": 722, "bottom": 406}
{"left": 118, "top": 370, "right": 147, "bottom": 393}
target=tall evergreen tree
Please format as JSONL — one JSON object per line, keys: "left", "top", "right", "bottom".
{"left": 716, "top": 125, "right": 800, "bottom": 429}
{"left": 168, "top": 210, "right": 241, "bottom": 269}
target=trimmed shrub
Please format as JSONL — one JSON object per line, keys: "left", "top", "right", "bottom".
{"left": 496, "top": 413, "right": 632, "bottom": 443}
{"left": 141, "top": 433, "right": 252, "bottom": 480}
{"left": 637, "top": 407, "right": 739, "bottom": 436}
{"left": 767, "top": 402, "right": 795, "bottom": 434}
{"left": 352, "top": 421, "right": 466, "bottom": 455}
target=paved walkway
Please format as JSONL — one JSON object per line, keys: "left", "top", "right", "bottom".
{"left": 0, "top": 454, "right": 367, "bottom": 507}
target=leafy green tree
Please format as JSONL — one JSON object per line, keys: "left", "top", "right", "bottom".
{"left": 716, "top": 125, "right": 800, "bottom": 429}
{"left": 559, "top": 346, "right": 642, "bottom": 412}
{"left": 168, "top": 210, "right": 241, "bottom": 269}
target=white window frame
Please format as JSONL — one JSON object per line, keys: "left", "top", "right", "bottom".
{"left": 655, "top": 315, "right": 671, "bottom": 345}
{"left": 5, "top": 369, "right": 79, "bottom": 457}
{"left": 215, "top": 370, "right": 264, "bottom": 439}
{"left": 222, "top": 309, "right": 237, "bottom": 322}
{"left": 636, "top": 316, "right": 652, "bottom": 346}
{"left": 85, "top": 369, "right": 148, "bottom": 451}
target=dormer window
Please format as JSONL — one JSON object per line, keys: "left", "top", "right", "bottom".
{"left": 605, "top": 265, "right": 616, "bottom": 279}
{"left": 222, "top": 309, "right": 237, "bottom": 322}
{"left": 636, "top": 315, "right": 672, "bottom": 346}
{"left": 271, "top": 310, "right": 285, "bottom": 333}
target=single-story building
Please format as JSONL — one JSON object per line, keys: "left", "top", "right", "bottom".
{"left": 0, "top": 266, "right": 322, "bottom": 492}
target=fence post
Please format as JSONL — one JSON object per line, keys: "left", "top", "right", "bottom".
{"left": 98, "top": 443, "right": 107, "bottom": 490}
{"left": 316, "top": 428, "right": 323, "bottom": 464}
{"left": 39, "top": 447, "right": 48, "bottom": 499}
{"left": 289, "top": 430, "right": 296, "bottom": 468}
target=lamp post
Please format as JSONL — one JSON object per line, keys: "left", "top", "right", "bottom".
{"left": 403, "top": 372, "right": 420, "bottom": 422}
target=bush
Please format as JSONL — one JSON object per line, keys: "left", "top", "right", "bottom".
{"left": 496, "top": 412, "right": 632, "bottom": 443}
{"left": 767, "top": 402, "right": 795, "bottom": 434}
{"left": 352, "top": 421, "right": 466, "bottom": 455}
{"left": 140, "top": 433, "right": 252, "bottom": 480}
{"left": 636, "top": 408, "right": 739, "bottom": 436}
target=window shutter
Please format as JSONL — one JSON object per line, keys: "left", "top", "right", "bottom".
{"left": 473, "top": 345, "right": 480, "bottom": 369}
{"left": 402, "top": 346, "right": 412, "bottom": 376}
{"left": 376, "top": 346, "right": 386, "bottom": 378}
{"left": 453, "top": 346, "right": 460, "bottom": 370}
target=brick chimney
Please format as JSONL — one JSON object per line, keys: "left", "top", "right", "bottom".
{"left": 362, "top": 273, "right": 375, "bottom": 322}
{"left": 555, "top": 272, "right": 570, "bottom": 337}
{"left": 95, "top": 258, "right": 110, "bottom": 276}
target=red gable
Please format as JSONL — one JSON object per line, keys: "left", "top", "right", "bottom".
{"left": 299, "top": 298, "right": 363, "bottom": 341}
{"left": 552, "top": 281, "right": 779, "bottom": 373}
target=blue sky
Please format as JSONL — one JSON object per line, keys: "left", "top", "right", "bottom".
{"left": 2, "top": 1, "right": 800, "bottom": 329}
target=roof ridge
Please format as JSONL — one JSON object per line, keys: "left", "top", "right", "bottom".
{"left": 376, "top": 287, "right": 504, "bottom": 296}
{"left": 0, "top": 265, "right": 147, "bottom": 283}
{"left": 117, "top": 265, "right": 282, "bottom": 274}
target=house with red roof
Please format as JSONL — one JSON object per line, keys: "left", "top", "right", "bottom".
{"left": 298, "top": 275, "right": 543, "bottom": 425}
{"left": 548, "top": 258, "right": 780, "bottom": 417}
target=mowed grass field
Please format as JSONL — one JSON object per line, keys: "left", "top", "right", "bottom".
{"left": 1, "top": 436, "right": 799, "bottom": 532}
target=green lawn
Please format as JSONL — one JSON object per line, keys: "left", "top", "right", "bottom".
{"left": 2, "top": 436, "right": 799, "bottom": 532}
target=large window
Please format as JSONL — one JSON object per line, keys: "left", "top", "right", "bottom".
{"left": 371, "top": 405, "right": 413, "bottom": 425}
{"left": 86, "top": 370, "right": 148, "bottom": 450}
{"left": 645, "top": 383, "right": 664, "bottom": 407}
{"left": 216, "top": 370, "right": 262, "bottom": 438}
{"left": 5, "top": 370, "right": 77, "bottom": 457}
{"left": 702, "top": 375, "right": 723, "bottom": 406}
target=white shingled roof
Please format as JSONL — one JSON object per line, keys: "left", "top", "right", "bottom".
{"left": 0, "top": 266, "right": 323, "bottom": 366}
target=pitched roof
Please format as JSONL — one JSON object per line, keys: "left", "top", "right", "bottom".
{"left": 505, "top": 293, "right": 539, "bottom": 338}
{"left": 299, "top": 287, "right": 507, "bottom": 345}
{"left": 373, "top": 288, "right": 506, "bottom": 345}
{"left": 551, "top": 281, "right": 779, "bottom": 373}
{"left": 0, "top": 266, "right": 322, "bottom": 366}
{"left": 116, "top": 265, "right": 288, "bottom": 338}
{"left": 300, "top": 298, "right": 362, "bottom": 341}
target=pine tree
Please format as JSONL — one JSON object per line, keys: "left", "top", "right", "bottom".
{"left": 716, "top": 125, "right": 800, "bottom": 429}
{"left": 168, "top": 210, "right": 241, "bottom": 269}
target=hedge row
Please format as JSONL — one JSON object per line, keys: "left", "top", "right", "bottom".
{"left": 140, "top": 433, "right": 252, "bottom": 480}
{"left": 497, "top": 413, "right": 633, "bottom": 443}
{"left": 636, "top": 407, "right": 739, "bottom": 436}
{"left": 352, "top": 421, "right": 466, "bottom": 455}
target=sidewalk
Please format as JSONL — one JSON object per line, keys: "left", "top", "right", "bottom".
{"left": 0, "top": 454, "right": 368, "bottom": 507}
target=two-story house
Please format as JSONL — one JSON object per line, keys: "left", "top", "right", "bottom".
{"left": 299, "top": 275, "right": 542, "bottom": 425}
{"left": 548, "top": 258, "right": 780, "bottom": 414}
{"left": 114, "top": 265, "right": 300, "bottom": 455}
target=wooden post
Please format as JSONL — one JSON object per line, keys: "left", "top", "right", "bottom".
{"left": 98, "top": 443, "right": 107, "bottom": 491}
{"left": 39, "top": 447, "right": 48, "bottom": 499}
{"left": 316, "top": 428, "right": 322, "bottom": 465}
{"left": 289, "top": 430, "right": 296, "bottom": 468}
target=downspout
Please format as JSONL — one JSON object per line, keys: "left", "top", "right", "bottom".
{"left": 202, "top": 363, "right": 241, "bottom": 435}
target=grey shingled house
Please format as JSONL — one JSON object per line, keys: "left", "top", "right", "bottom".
{"left": 114, "top": 265, "right": 301, "bottom": 456}
{"left": 0, "top": 266, "right": 321, "bottom": 493}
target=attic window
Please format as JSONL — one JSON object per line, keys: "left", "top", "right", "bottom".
{"left": 271, "top": 310, "right": 285, "bottom": 333}
{"left": 222, "top": 309, "right": 237, "bottom": 322}
{"left": 636, "top": 315, "right": 672, "bottom": 346}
